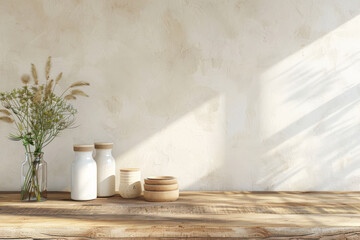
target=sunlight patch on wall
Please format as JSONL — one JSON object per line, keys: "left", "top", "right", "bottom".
{"left": 259, "top": 14, "right": 360, "bottom": 140}
{"left": 255, "top": 14, "right": 360, "bottom": 190}
{"left": 115, "top": 94, "right": 226, "bottom": 190}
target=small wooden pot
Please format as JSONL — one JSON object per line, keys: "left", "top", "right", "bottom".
{"left": 144, "top": 183, "right": 178, "bottom": 191}
{"left": 144, "top": 189, "right": 179, "bottom": 202}
{"left": 144, "top": 176, "right": 177, "bottom": 185}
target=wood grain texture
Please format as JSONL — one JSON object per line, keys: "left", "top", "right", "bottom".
{"left": 1, "top": 191, "right": 360, "bottom": 239}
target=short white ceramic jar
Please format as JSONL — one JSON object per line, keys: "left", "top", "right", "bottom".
{"left": 71, "top": 144, "right": 97, "bottom": 201}
{"left": 94, "top": 142, "right": 115, "bottom": 197}
{"left": 119, "top": 168, "right": 142, "bottom": 198}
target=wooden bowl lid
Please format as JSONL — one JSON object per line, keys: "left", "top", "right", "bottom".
{"left": 120, "top": 168, "right": 140, "bottom": 172}
{"left": 94, "top": 142, "right": 113, "bottom": 149}
{"left": 144, "top": 176, "right": 177, "bottom": 185}
{"left": 147, "top": 176, "right": 176, "bottom": 180}
{"left": 73, "top": 144, "right": 94, "bottom": 152}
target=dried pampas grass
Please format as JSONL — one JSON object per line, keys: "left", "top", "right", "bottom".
{"left": 64, "top": 94, "right": 76, "bottom": 100}
{"left": 0, "top": 116, "right": 14, "bottom": 123}
{"left": 0, "top": 109, "right": 11, "bottom": 116}
{"left": 44, "top": 79, "right": 54, "bottom": 100}
{"left": 45, "top": 56, "right": 51, "bottom": 80}
{"left": 33, "top": 89, "right": 42, "bottom": 104}
{"left": 21, "top": 74, "right": 31, "bottom": 84}
{"left": 31, "top": 64, "right": 38, "bottom": 85}
{"left": 71, "top": 89, "right": 88, "bottom": 97}
{"left": 56, "top": 72, "right": 62, "bottom": 84}
{"left": 70, "top": 81, "right": 90, "bottom": 88}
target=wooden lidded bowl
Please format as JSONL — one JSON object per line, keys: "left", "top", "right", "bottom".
{"left": 143, "top": 176, "right": 179, "bottom": 202}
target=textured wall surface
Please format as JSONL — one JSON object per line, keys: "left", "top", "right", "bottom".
{"left": 1, "top": 0, "right": 360, "bottom": 191}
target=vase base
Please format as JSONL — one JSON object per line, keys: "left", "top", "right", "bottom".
{"left": 21, "top": 190, "right": 47, "bottom": 202}
{"left": 21, "top": 194, "right": 47, "bottom": 202}
{"left": 21, "top": 197, "right": 47, "bottom": 202}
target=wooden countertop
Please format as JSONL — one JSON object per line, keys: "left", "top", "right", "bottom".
{"left": 1, "top": 191, "right": 360, "bottom": 239}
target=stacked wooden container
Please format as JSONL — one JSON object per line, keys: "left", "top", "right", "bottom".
{"left": 144, "top": 176, "right": 179, "bottom": 202}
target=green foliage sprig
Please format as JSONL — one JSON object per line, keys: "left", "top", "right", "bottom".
{"left": 0, "top": 57, "right": 89, "bottom": 154}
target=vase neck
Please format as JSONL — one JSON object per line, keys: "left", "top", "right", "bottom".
{"left": 25, "top": 152, "right": 44, "bottom": 162}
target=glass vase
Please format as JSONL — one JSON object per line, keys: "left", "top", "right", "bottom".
{"left": 21, "top": 152, "right": 47, "bottom": 202}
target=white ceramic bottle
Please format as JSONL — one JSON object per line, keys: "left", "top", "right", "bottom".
{"left": 71, "top": 144, "right": 97, "bottom": 201}
{"left": 119, "top": 168, "right": 142, "bottom": 198}
{"left": 94, "top": 142, "right": 115, "bottom": 197}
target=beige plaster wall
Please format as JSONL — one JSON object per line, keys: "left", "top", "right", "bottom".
{"left": 1, "top": 0, "right": 360, "bottom": 191}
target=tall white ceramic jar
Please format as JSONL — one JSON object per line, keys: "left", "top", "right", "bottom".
{"left": 71, "top": 145, "right": 97, "bottom": 201}
{"left": 94, "top": 142, "right": 115, "bottom": 197}
{"left": 119, "top": 168, "right": 142, "bottom": 198}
